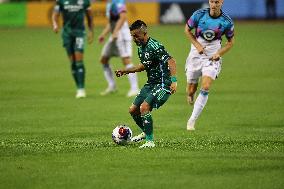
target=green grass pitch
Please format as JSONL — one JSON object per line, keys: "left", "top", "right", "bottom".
{"left": 0, "top": 22, "right": 284, "bottom": 189}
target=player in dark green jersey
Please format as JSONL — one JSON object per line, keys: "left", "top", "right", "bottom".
{"left": 52, "top": 0, "right": 94, "bottom": 98}
{"left": 115, "top": 20, "right": 177, "bottom": 148}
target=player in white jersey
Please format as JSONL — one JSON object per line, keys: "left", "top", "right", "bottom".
{"left": 184, "top": 0, "right": 235, "bottom": 130}
{"left": 98, "top": 0, "right": 139, "bottom": 97}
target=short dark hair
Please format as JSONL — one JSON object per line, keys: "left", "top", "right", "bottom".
{"left": 129, "top": 20, "right": 147, "bottom": 32}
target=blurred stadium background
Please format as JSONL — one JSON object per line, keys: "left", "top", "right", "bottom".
{"left": 0, "top": 0, "right": 284, "bottom": 27}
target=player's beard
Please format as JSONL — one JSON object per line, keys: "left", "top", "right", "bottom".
{"left": 134, "top": 40, "right": 142, "bottom": 46}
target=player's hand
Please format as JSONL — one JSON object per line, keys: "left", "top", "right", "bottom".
{"left": 196, "top": 44, "right": 207, "bottom": 55}
{"left": 87, "top": 31, "right": 94, "bottom": 44}
{"left": 210, "top": 53, "right": 220, "bottom": 61}
{"left": 112, "top": 32, "right": 118, "bottom": 41}
{"left": 53, "top": 25, "right": 59, "bottom": 33}
{"left": 170, "top": 82, "right": 177, "bottom": 94}
{"left": 98, "top": 35, "right": 105, "bottom": 44}
{"left": 115, "top": 70, "right": 124, "bottom": 77}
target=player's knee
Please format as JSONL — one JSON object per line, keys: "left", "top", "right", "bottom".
{"left": 129, "top": 106, "right": 135, "bottom": 115}
{"left": 202, "top": 84, "right": 210, "bottom": 91}
{"left": 140, "top": 103, "right": 150, "bottom": 114}
{"left": 129, "top": 105, "right": 138, "bottom": 115}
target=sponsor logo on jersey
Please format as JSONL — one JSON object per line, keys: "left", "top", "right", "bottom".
{"left": 142, "top": 60, "right": 152, "bottom": 66}
{"left": 64, "top": 5, "right": 83, "bottom": 12}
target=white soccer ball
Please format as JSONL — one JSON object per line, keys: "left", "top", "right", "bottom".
{"left": 112, "top": 125, "right": 132, "bottom": 145}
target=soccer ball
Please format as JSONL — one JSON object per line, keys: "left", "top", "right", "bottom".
{"left": 112, "top": 125, "right": 132, "bottom": 145}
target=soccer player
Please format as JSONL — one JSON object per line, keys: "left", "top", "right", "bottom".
{"left": 98, "top": 0, "right": 139, "bottom": 97}
{"left": 185, "top": 0, "right": 234, "bottom": 130}
{"left": 52, "top": 0, "right": 94, "bottom": 98}
{"left": 115, "top": 20, "right": 177, "bottom": 148}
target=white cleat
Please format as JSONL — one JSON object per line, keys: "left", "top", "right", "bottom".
{"left": 187, "top": 119, "right": 195, "bottom": 131}
{"left": 76, "top": 89, "right": 86, "bottom": 99}
{"left": 127, "top": 89, "right": 139, "bottom": 97}
{"left": 139, "top": 141, "right": 155, "bottom": 149}
{"left": 131, "top": 132, "right": 146, "bottom": 142}
{"left": 100, "top": 87, "right": 117, "bottom": 96}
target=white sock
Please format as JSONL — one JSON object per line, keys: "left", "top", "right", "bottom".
{"left": 103, "top": 64, "right": 115, "bottom": 89}
{"left": 126, "top": 64, "right": 139, "bottom": 91}
{"left": 189, "top": 89, "right": 209, "bottom": 121}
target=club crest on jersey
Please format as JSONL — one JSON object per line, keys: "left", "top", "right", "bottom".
{"left": 203, "top": 30, "right": 215, "bottom": 41}
{"left": 144, "top": 52, "right": 150, "bottom": 59}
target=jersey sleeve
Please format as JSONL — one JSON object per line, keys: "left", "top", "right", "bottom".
{"left": 225, "top": 21, "right": 234, "bottom": 39}
{"left": 116, "top": 2, "right": 127, "bottom": 14}
{"left": 85, "top": 0, "right": 91, "bottom": 10}
{"left": 155, "top": 46, "right": 171, "bottom": 64}
{"left": 54, "top": 0, "right": 61, "bottom": 12}
{"left": 187, "top": 10, "right": 200, "bottom": 30}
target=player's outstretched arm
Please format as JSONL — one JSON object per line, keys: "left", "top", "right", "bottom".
{"left": 168, "top": 58, "right": 177, "bottom": 94}
{"left": 52, "top": 11, "right": 60, "bottom": 33}
{"left": 115, "top": 63, "right": 145, "bottom": 77}
{"left": 86, "top": 8, "right": 94, "bottom": 44}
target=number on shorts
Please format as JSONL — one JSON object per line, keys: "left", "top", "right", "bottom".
{"left": 76, "top": 37, "right": 84, "bottom": 49}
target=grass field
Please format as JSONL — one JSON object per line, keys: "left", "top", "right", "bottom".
{"left": 0, "top": 22, "right": 284, "bottom": 189}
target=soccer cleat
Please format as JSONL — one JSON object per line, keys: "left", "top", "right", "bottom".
{"left": 187, "top": 95, "right": 194, "bottom": 105}
{"left": 131, "top": 132, "right": 146, "bottom": 142}
{"left": 139, "top": 141, "right": 155, "bottom": 149}
{"left": 76, "top": 89, "right": 86, "bottom": 99}
{"left": 100, "top": 87, "right": 117, "bottom": 96}
{"left": 127, "top": 89, "right": 139, "bottom": 97}
{"left": 187, "top": 119, "right": 195, "bottom": 131}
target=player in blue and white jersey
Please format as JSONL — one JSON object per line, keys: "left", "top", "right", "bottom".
{"left": 98, "top": 0, "right": 139, "bottom": 97}
{"left": 184, "top": 0, "right": 235, "bottom": 130}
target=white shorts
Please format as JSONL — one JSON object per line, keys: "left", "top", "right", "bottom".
{"left": 185, "top": 53, "right": 222, "bottom": 84}
{"left": 101, "top": 38, "right": 132, "bottom": 58}
{"left": 185, "top": 38, "right": 222, "bottom": 84}
{"left": 101, "top": 22, "right": 132, "bottom": 58}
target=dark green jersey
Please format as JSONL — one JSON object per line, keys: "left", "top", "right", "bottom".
{"left": 138, "top": 37, "right": 172, "bottom": 86}
{"left": 54, "top": 0, "right": 90, "bottom": 31}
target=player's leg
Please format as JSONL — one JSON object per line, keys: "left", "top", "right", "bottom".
{"left": 129, "top": 104, "right": 146, "bottom": 142}
{"left": 121, "top": 56, "right": 139, "bottom": 97}
{"left": 185, "top": 53, "right": 201, "bottom": 105}
{"left": 130, "top": 85, "right": 149, "bottom": 142}
{"left": 73, "top": 35, "right": 86, "bottom": 98}
{"left": 186, "top": 83, "right": 198, "bottom": 105}
{"left": 71, "top": 51, "right": 86, "bottom": 98}
{"left": 63, "top": 34, "right": 81, "bottom": 95}
{"left": 67, "top": 53, "right": 79, "bottom": 88}
{"left": 138, "top": 85, "right": 171, "bottom": 148}
{"left": 187, "top": 60, "right": 221, "bottom": 130}
{"left": 185, "top": 67, "right": 200, "bottom": 129}
{"left": 100, "top": 39, "right": 116, "bottom": 95}
{"left": 139, "top": 101, "right": 155, "bottom": 148}
{"left": 188, "top": 76, "right": 212, "bottom": 128}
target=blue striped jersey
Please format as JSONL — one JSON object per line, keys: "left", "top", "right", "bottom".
{"left": 187, "top": 8, "right": 234, "bottom": 41}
